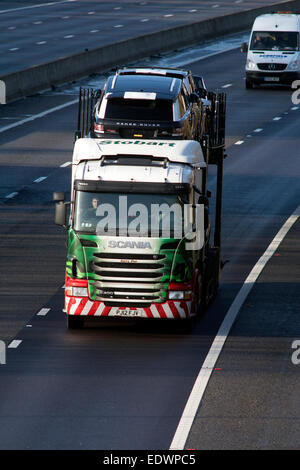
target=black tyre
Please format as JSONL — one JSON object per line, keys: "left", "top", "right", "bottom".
{"left": 245, "top": 79, "right": 253, "bottom": 89}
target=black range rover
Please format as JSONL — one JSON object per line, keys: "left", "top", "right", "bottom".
{"left": 92, "top": 72, "right": 204, "bottom": 140}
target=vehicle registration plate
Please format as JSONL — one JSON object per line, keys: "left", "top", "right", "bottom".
{"left": 264, "top": 77, "right": 280, "bottom": 82}
{"left": 114, "top": 308, "right": 141, "bottom": 317}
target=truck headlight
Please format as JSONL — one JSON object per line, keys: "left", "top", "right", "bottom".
{"left": 65, "top": 286, "right": 88, "bottom": 297}
{"left": 169, "top": 291, "right": 191, "bottom": 300}
{"left": 246, "top": 59, "right": 256, "bottom": 70}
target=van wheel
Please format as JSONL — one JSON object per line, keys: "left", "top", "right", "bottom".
{"left": 245, "top": 79, "right": 253, "bottom": 89}
{"left": 67, "top": 315, "right": 84, "bottom": 329}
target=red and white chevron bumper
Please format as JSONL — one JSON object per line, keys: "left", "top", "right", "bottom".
{"left": 65, "top": 296, "right": 192, "bottom": 319}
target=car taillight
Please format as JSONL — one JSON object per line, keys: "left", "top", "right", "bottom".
{"left": 94, "top": 123, "right": 104, "bottom": 133}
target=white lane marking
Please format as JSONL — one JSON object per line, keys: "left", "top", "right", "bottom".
{"left": 164, "top": 14, "right": 174, "bottom": 17}
{"left": 0, "top": 0, "right": 76, "bottom": 15}
{"left": 254, "top": 128, "right": 263, "bottom": 132}
{"left": 37, "top": 308, "right": 50, "bottom": 316}
{"left": 291, "top": 106, "right": 299, "bottom": 110}
{"left": 34, "top": 176, "right": 47, "bottom": 183}
{"left": 62, "top": 16, "right": 69, "bottom": 18}
{"left": 141, "top": 19, "right": 149, "bottom": 22}
{"left": 36, "top": 41, "right": 47, "bottom": 45}
{"left": 189, "top": 9, "right": 197, "bottom": 12}
{"left": 221, "top": 83, "right": 232, "bottom": 88}
{"left": 8, "top": 340, "right": 22, "bottom": 348}
{"left": 170, "top": 204, "right": 300, "bottom": 450}
{"left": 64, "top": 35, "right": 74, "bottom": 38}
{"left": 114, "top": 24, "right": 123, "bottom": 28}
{"left": 90, "top": 30, "right": 99, "bottom": 33}
{"left": 0, "top": 98, "right": 78, "bottom": 134}
{"left": 8, "top": 26, "right": 16, "bottom": 29}
{"left": 234, "top": 140, "right": 244, "bottom": 145}
{"left": 5, "top": 192, "right": 18, "bottom": 199}
{"left": 273, "top": 117, "right": 282, "bottom": 121}
{"left": 60, "top": 161, "right": 72, "bottom": 167}
{"left": 33, "top": 21, "right": 43, "bottom": 24}
{"left": 9, "top": 48, "right": 19, "bottom": 51}
{"left": 212, "top": 4, "right": 219, "bottom": 7}
{"left": 88, "top": 11, "right": 95, "bottom": 14}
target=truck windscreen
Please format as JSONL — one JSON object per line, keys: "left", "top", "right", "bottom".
{"left": 74, "top": 191, "right": 187, "bottom": 237}
{"left": 250, "top": 31, "right": 299, "bottom": 51}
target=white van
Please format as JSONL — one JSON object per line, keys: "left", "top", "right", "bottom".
{"left": 242, "top": 12, "right": 300, "bottom": 88}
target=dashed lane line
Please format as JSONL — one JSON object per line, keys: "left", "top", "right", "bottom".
{"left": 34, "top": 176, "right": 47, "bottom": 183}
{"left": 37, "top": 308, "right": 51, "bottom": 316}
{"left": 8, "top": 340, "right": 22, "bottom": 349}
{"left": 5, "top": 192, "right": 18, "bottom": 199}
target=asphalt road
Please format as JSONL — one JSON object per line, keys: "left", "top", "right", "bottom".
{"left": 0, "top": 0, "right": 289, "bottom": 75}
{"left": 0, "top": 42, "right": 300, "bottom": 450}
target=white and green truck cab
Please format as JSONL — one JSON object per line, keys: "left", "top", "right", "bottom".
{"left": 54, "top": 138, "right": 224, "bottom": 328}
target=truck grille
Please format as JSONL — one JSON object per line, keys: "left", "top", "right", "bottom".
{"left": 257, "top": 63, "right": 287, "bottom": 71}
{"left": 90, "top": 252, "right": 167, "bottom": 306}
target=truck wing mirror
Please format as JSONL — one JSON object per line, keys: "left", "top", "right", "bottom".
{"left": 53, "top": 191, "right": 65, "bottom": 202}
{"left": 54, "top": 201, "right": 67, "bottom": 227}
{"left": 241, "top": 42, "right": 248, "bottom": 53}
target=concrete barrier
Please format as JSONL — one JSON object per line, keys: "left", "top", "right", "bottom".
{"left": 2, "top": 0, "right": 300, "bottom": 103}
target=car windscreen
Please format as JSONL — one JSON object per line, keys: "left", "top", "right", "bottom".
{"left": 73, "top": 191, "right": 187, "bottom": 237}
{"left": 104, "top": 98, "right": 173, "bottom": 121}
{"left": 250, "top": 31, "right": 299, "bottom": 51}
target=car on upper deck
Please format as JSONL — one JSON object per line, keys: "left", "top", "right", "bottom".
{"left": 92, "top": 69, "right": 205, "bottom": 141}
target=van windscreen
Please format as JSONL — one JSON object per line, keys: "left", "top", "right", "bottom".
{"left": 250, "top": 31, "right": 299, "bottom": 51}
{"left": 104, "top": 98, "right": 173, "bottom": 121}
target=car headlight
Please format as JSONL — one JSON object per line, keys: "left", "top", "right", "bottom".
{"left": 246, "top": 59, "right": 256, "bottom": 70}
{"left": 288, "top": 60, "right": 300, "bottom": 71}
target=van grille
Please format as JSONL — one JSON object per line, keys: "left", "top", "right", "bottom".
{"left": 257, "top": 63, "right": 287, "bottom": 71}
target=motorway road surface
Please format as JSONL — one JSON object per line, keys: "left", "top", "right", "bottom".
{"left": 0, "top": 0, "right": 291, "bottom": 75}
{"left": 0, "top": 40, "right": 300, "bottom": 449}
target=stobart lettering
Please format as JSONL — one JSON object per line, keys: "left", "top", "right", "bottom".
{"left": 108, "top": 240, "right": 152, "bottom": 249}
{"left": 99, "top": 140, "right": 175, "bottom": 147}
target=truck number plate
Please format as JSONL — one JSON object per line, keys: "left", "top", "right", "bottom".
{"left": 115, "top": 308, "right": 142, "bottom": 317}
{"left": 264, "top": 77, "right": 279, "bottom": 82}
